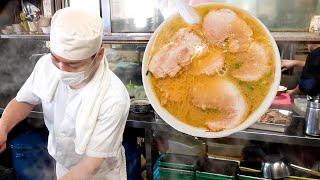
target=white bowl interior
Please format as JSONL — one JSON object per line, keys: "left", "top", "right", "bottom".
{"left": 142, "top": 3, "right": 281, "bottom": 138}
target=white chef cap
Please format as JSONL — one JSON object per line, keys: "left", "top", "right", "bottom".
{"left": 50, "top": 7, "right": 103, "bottom": 61}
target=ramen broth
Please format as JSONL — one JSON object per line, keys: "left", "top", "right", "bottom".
{"left": 148, "top": 4, "right": 275, "bottom": 129}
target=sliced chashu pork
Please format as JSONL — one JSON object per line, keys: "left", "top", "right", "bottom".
{"left": 192, "top": 48, "right": 225, "bottom": 76}
{"left": 231, "top": 42, "right": 270, "bottom": 81}
{"left": 202, "top": 9, "right": 253, "bottom": 53}
{"left": 149, "top": 28, "right": 207, "bottom": 78}
{"left": 191, "top": 78, "right": 248, "bottom": 131}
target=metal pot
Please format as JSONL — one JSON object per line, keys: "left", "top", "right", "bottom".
{"left": 262, "top": 155, "right": 320, "bottom": 179}
{"left": 305, "top": 96, "right": 320, "bottom": 136}
{"left": 130, "top": 98, "right": 152, "bottom": 114}
{"left": 262, "top": 155, "right": 291, "bottom": 179}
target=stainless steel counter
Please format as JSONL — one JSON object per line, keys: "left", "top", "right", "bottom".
{"left": 1, "top": 108, "right": 318, "bottom": 180}
{"left": 126, "top": 111, "right": 318, "bottom": 179}
{"left": 2, "top": 32, "right": 320, "bottom": 43}
{"left": 1, "top": 107, "right": 318, "bottom": 147}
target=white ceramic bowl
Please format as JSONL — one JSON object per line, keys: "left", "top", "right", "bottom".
{"left": 41, "top": 26, "right": 51, "bottom": 34}
{"left": 5, "top": 25, "right": 14, "bottom": 33}
{"left": 277, "top": 85, "right": 287, "bottom": 96}
{"left": 12, "top": 23, "right": 22, "bottom": 33}
{"left": 1, "top": 29, "right": 9, "bottom": 35}
{"left": 142, "top": 3, "right": 281, "bottom": 138}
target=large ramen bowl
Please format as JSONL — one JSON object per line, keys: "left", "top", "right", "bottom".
{"left": 142, "top": 3, "right": 281, "bottom": 138}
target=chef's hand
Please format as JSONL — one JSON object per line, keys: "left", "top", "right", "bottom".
{"left": 60, "top": 171, "right": 89, "bottom": 180}
{"left": 281, "top": 60, "right": 297, "bottom": 72}
{"left": 0, "top": 121, "right": 8, "bottom": 153}
{"left": 281, "top": 59, "right": 306, "bottom": 72}
{"left": 60, "top": 157, "right": 104, "bottom": 180}
{"left": 287, "top": 85, "right": 303, "bottom": 96}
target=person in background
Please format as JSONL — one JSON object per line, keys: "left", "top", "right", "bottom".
{"left": 0, "top": 7, "right": 130, "bottom": 179}
{"left": 0, "top": 0, "right": 19, "bottom": 27}
{"left": 281, "top": 44, "right": 320, "bottom": 96}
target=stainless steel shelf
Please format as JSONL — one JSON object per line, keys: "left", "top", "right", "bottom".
{"left": 0, "top": 33, "right": 150, "bottom": 43}
{"left": 0, "top": 33, "right": 151, "bottom": 43}
{"left": 0, "top": 34, "right": 50, "bottom": 40}
{"left": 1, "top": 32, "right": 320, "bottom": 43}
{"left": 271, "top": 32, "right": 320, "bottom": 42}
{"left": 127, "top": 113, "right": 320, "bottom": 147}
{"left": 102, "top": 33, "right": 151, "bottom": 44}
{"left": 229, "top": 125, "right": 320, "bottom": 147}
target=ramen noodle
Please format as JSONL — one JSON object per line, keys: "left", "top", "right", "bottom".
{"left": 147, "top": 4, "right": 275, "bottom": 132}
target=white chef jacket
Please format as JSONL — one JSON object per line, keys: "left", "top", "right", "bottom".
{"left": 16, "top": 56, "right": 130, "bottom": 179}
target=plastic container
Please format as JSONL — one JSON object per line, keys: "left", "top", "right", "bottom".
{"left": 159, "top": 167, "right": 195, "bottom": 180}
{"left": 9, "top": 131, "right": 54, "bottom": 180}
{"left": 12, "top": 23, "right": 22, "bottom": 33}
{"left": 153, "top": 154, "right": 165, "bottom": 180}
{"left": 41, "top": 26, "right": 51, "bottom": 34}
{"left": 238, "top": 174, "right": 265, "bottom": 180}
{"left": 238, "top": 168, "right": 264, "bottom": 180}
{"left": 159, "top": 154, "right": 199, "bottom": 171}
{"left": 0, "top": 165, "right": 15, "bottom": 180}
{"left": 238, "top": 161, "right": 264, "bottom": 180}
{"left": 158, "top": 154, "right": 199, "bottom": 180}
{"left": 196, "top": 158, "right": 238, "bottom": 180}
{"left": 196, "top": 171, "right": 234, "bottom": 180}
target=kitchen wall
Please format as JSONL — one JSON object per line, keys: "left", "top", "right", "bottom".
{"left": 108, "top": 0, "right": 320, "bottom": 33}
{"left": 212, "top": 0, "right": 320, "bottom": 31}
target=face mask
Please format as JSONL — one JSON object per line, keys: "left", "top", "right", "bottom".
{"left": 53, "top": 54, "right": 98, "bottom": 86}
{"left": 58, "top": 70, "right": 87, "bottom": 86}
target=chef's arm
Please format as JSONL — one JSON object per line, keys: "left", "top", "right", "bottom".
{"left": 60, "top": 156, "right": 104, "bottom": 180}
{"left": 290, "top": 60, "right": 306, "bottom": 68}
{"left": 282, "top": 59, "right": 306, "bottom": 69}
{"left": 0, "top": 98, "right": 35, "bottom": 133}
{"left": 0, "top": 99, "right": 34, "bottom": 153}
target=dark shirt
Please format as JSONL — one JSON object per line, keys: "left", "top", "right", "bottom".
{"left": 301, "top": 47, "right": 320, "bottom": 79}
{"left": 299, "top": 47, "right": 320, "bottom": 96}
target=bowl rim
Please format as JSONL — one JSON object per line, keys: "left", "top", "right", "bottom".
{"left": 278, "top": 85, "right": 288, "bottom": 92}
{"left": 142, "top": 3, "right": 281, "bottom": 138}
{"left": 130, "top": 98, "right": 151, "bottom": 105}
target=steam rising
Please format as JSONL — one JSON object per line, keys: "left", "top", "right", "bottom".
{"left": 0, "top": 39, "right": 48, "bottom": 108}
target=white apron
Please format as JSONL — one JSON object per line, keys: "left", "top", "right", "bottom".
{"left": 55, "top": 147, "right": 127, "bottom": 180}
{"left": 46, "top": 78, "right": 128, "bottom": 180}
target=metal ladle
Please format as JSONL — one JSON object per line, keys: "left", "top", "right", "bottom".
{"left": 262, "top": 155, "right": 320, "bottom": 179}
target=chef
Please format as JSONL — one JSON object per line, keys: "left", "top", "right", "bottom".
{"left": 282, "top": 44, "right": 320, "bottom": 96}
{"left": 0, "top": 7, "right": 130, "bottom": 179}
